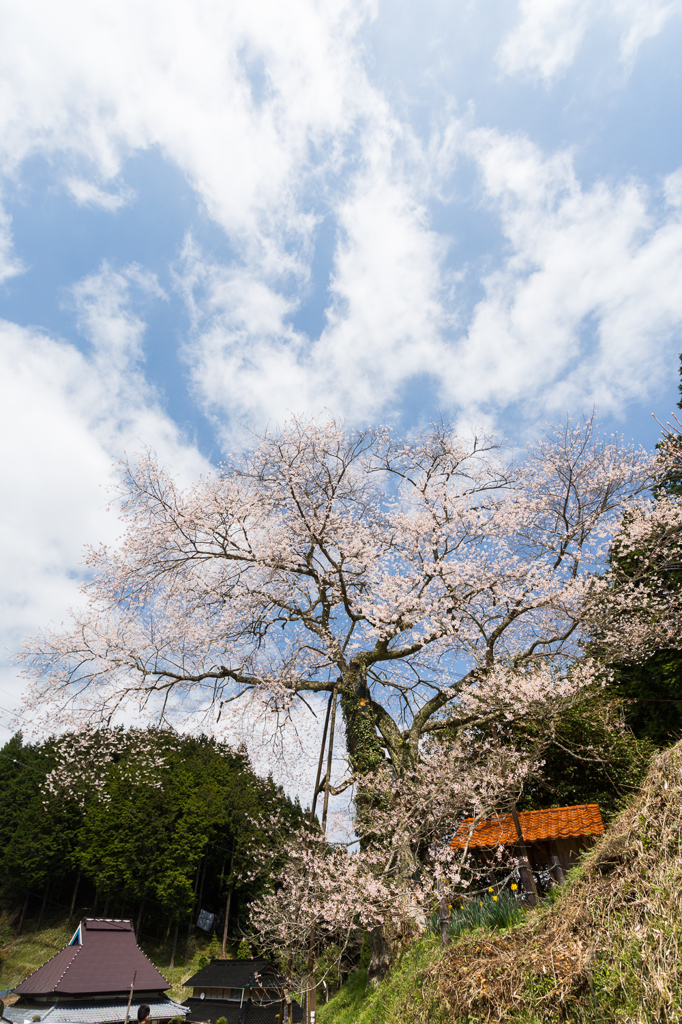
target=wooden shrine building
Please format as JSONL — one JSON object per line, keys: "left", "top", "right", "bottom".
{"left": 183, "top": 959, "right": 302, "bottom": 1024}
{"left": 5, "top": 918, "right": 188, "bottom": 1024}
{"left": 451, "top": 803, "right": 605, "bottom": 888}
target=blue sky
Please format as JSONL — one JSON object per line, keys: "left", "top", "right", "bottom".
{"left": 2, "top": 0, "right": 682, "bottom": 748}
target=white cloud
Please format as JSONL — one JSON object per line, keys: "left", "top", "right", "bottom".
{"left": 66, "top": 177, "right": 136, "bottom": 211}
{"left": 497, "top": 0, "right": 682, "bottom": 80}
{"left": 613, "top": 0, "right": 681, "bottom": 61}
{"left": 177, "top": 127, "right": 456, "bottom": 432}
{"left": 442, "top": 131, "right": 682, "bottom": 417}
{"left": 497, "top": 0, "right": 591, "bottom": 81}
{"left": 0, "top": 0, "right": 378, "bottom": 268}
{"left": 0, "top": 269, "right": 207, "bottom": 719}
{"left": 0, "top": 201, "right": 23, "bottom": 283}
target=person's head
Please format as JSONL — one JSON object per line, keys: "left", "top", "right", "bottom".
{"left": 137, "top": 1005, "right": 150, "bottom": 1024}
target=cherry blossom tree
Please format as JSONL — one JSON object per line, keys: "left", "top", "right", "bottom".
{"left": 20, "top": 415, "right": 654, "bottom": 976}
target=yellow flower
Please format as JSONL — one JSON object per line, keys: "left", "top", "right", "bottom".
{"left": 511, "top": 883, "right": 518, "bottom": 891}
{"left": 488, "top": 887, "right": 494, "bottom": 892}
{"left": 479, "top": 902, "right": 483, "bottom": 907}
{"left": 493, "top": 896, "right": 498, "bottom": 902}
{"left": 448, "top": 904, "right": 452, "bottom": 911}
{"left": 460, "top": 906, "right": 464, "bottom": 910}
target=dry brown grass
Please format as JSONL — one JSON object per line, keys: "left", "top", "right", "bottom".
{"left": 430, "top": 739, "right": 682, "bottom": 1022}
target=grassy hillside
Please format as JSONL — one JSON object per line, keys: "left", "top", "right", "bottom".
{"left": 318, "top": 739, "right": 682, "bottom": 1024}
{"left": 0, "top": 915, "right": 235, "bottom": 1002}
{"left": 316, "top": 941, "right": 447, "bottom": 1024}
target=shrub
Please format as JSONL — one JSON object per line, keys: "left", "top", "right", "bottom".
{"left": 428, "top": 889, "right": 523, "bottom": 941}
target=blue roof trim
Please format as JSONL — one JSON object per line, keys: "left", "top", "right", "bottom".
{"left": 68, "top": 927, "right": 82, "bottom": 946}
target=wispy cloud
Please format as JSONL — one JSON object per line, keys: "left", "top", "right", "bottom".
{"left": 0, "top": 201, "right": 24, "bottom": 283}
{"left": 447, "top": 130, "right": 682, "bottom": 417}
{"left": 66, "top": 177, "right": 136, "bottom": 211}
{"left": 497, "top": 0, "right": 682, "bottom": 81}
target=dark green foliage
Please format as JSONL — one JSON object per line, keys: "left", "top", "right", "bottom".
{"left": 0, "top": 729, "right": 304, "bottom": 941}
{"left": 611, "top": 654, "right": 682, "bottom": 747}
{"left": 518, "top": 693, "right": 656, "bottom": 821}
{"left": 592, "top": 353, "right": 682, "bottom": 749}
{"left": 0, "top": 734, "right": 80, "bottom": 896}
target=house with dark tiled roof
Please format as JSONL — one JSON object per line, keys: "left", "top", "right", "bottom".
{"left": 182, "top": 959, "right": 302, "bottom": 1024}
{"left": 451, "top": 803, "right": 605, "bottom": 885}
{"left": 5, "top": 919, "right": 187, "bottom": 1024}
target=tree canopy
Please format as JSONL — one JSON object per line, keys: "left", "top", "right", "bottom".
{"left": 0, "top": 728, "right": 304, "bottom": 939}
{"left": 21, "top": 416, "right": 653, "bottom": 780}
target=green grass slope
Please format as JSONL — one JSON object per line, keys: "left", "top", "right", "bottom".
{"left": 316, "top": 939, "right": 447, "bottom": 1024}
{"left": 318, "top": 739, "right": 682, "bottom": 1024}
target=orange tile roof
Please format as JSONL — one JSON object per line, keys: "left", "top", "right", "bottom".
{"left": 450, "top": 803, "right": 604, "bottom": 849}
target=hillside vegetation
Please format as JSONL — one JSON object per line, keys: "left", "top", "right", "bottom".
{"left": 319, "top": 739, "right": 682, "bottom": 1023}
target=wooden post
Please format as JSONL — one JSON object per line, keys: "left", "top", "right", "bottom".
{"left": 124, "top": 970, "right": 137, "bottom": 1024}
{"left": 321, "top": 688, "right": 338, "bottom": 834}
{"left": 550, "top": 854, "right": 566, "bottom": 885}
{"left": 68, "top": 872, "right": 80, "bottom": 928}
{"left": 305, "top": 973, "right": 316, "bottom": 1024}
{"left": 510, "top": 806, "right": 539, "bottom": 907}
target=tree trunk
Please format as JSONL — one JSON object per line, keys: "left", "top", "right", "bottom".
{"left": 68, "top": 871, "right": 80, "bottom": 927}
{"left": 367, "top": 920, "right": 402, "bottom": 986}
{"left": 169, "top": 920, "right": 179, "bottom": 969}
{"left": 17, "top": 894, "right": 29, "bottom": 936}
{"left": 136, "top": 898, "right": 145, "bottom": 938}
{"left": 222, "top": 844, "right": 236, "bottom": 957}
{"left": 184, "top": 859, "right": 202, "bottom": 959}
{"left": 37, "top": 879, "right": 49, "bottom": 931}
{"left": 438, "top": 895, "right": 450, "bottom": 946}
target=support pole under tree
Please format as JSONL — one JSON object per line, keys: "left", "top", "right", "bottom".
{"left": 309, "top": 692, "right": 334, "bottom": 829}
{"left": 321, "top": 687, "right": 338, "bottom": 834}
{"left": 68, "top": 871, "right": 80, "bottom": 928}
{"left": 510, "top": 806, "right": 539, "bottom": 907}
